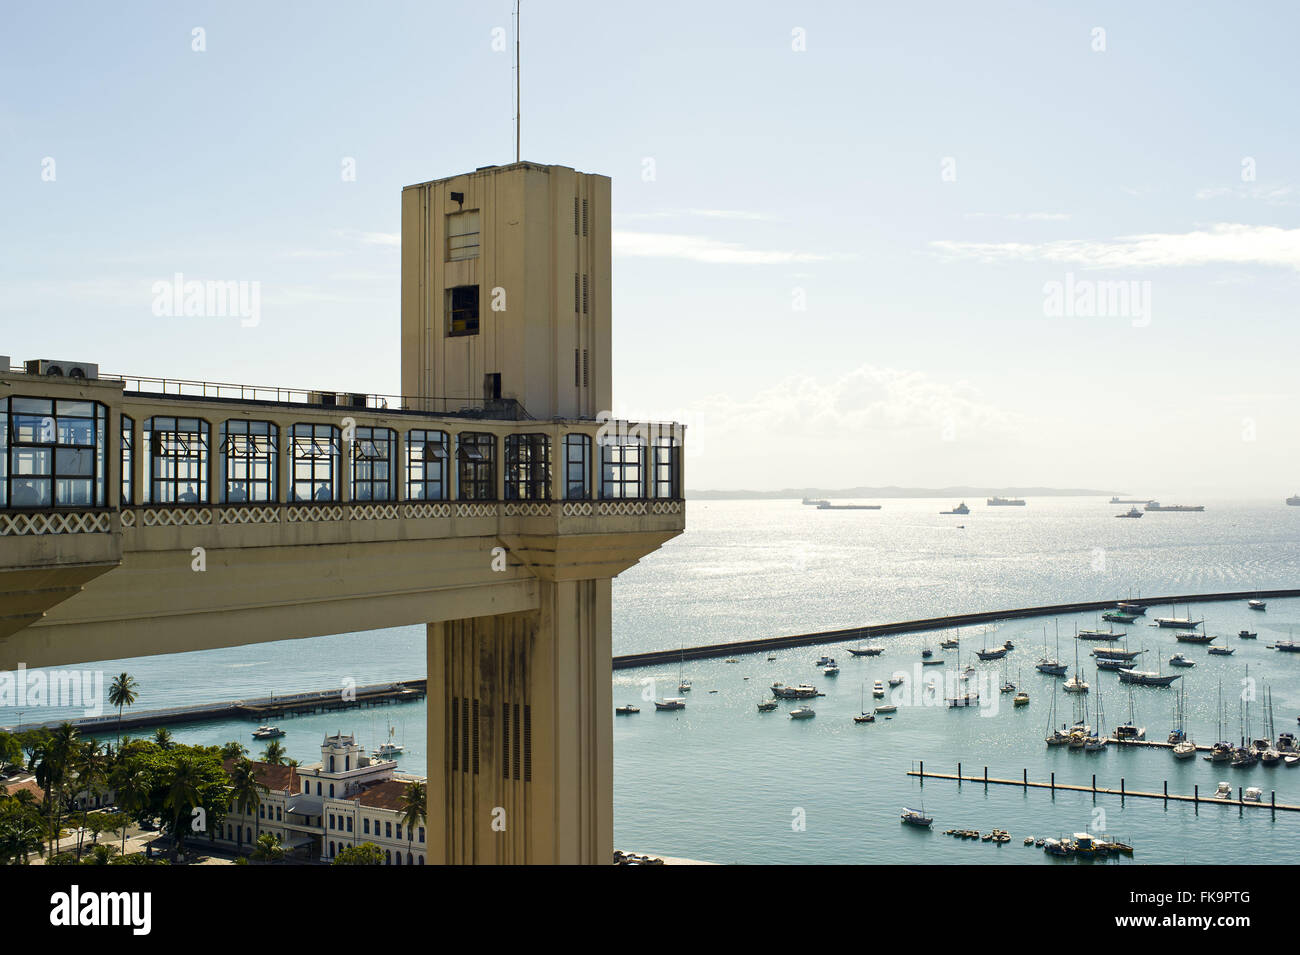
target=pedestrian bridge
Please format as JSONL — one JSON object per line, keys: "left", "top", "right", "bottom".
{"left": 0, "top": 364, "right": 684, "bottom": 669}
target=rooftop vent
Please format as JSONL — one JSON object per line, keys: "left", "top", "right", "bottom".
{"left": 25, "top": 359, "right": 100, "bottom": 380}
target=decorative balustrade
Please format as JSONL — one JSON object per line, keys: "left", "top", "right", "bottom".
{"left": 0, "top": 510, "right": 113, "bottom": 536}
{"left": 5, "top": 498, "right": 682, "bottom": 536}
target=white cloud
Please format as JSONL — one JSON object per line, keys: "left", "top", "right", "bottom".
{"left": 931, "top": 223, "right": 1300, "bottom": 270}
{"left": 1195, "top": 185, "right": 1297, "bottom": 205}
{"left": 613, "top": 230, "right": 830, "bottom": 265}
{"left": 622, "top": 209, "right": 779, "bottom": 222}
{"left": 963, "top": 212, "right": 1071, "bottom": 221}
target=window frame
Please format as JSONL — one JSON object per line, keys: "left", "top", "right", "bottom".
{"left": 289, "top": 423, "right": 341, "bottom": 503}
{"left": 349, "top": 426, "right": 396, "bottom": 502}
{"left": 455, "top": 432, "right": 496, "bottom": 501}
{"left": 406, "top": 429, "right": 449, "bottom": 501}
{"left": 143, "top": 415, "right": 210, "bottom": 505}
{"left": 446, "top": 285, "right": 480, "bottom": 337}
{"left": 504, "top": 433, "right": 551, "bottom": 501}
{"left": 219, "top": 419, "right": 278, "bottom": 504}
{"left": 562, "top": 434, "right": 591, "bottom": 500}
{"left": 1, "top": 397, "right": 108, "bottom": 510}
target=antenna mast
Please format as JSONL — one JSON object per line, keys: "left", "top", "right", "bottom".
{"left": 515, "top": 0, "right": 521, "bottom": 163}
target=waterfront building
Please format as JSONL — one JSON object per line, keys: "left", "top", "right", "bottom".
{"left": 0, "top": 161, "right": 685, "bottom": 863}
{"left": 218, "top": 734, "right": 425, "bottom": 864}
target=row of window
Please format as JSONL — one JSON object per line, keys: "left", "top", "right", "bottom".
{"left": 327, "top": 841, "right": 422, "bottom": 865}
{"left": 326, "top": 811, "right": 424, "bottom": 843}
{"left": 0, "top": 397, "right": 681, "bottom": 508}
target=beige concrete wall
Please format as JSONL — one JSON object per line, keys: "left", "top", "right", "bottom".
{"left": 400, "top": 163, "right": 611, "bottom": 420}
{"left": 426, "top": 577, "right": 611, "bottom": 865}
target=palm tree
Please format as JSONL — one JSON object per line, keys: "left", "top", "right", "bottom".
{"left": 228, "top": 758, "right": 267, "bottom": 851}
{"left": 73, "top": 740, "right": 108, "bottom": 858}
{"left": 162, "top": 756, "right": 202, "bottom": 862}
{"left": 33, "top": 723, "right": 79, "bottom": 857}
{"left": 110, "top": 764, "right": 148, "bottom": 859}
{"left": 261, "top": 740, "right": 286, "bottom": 765}
{"left": 400, "top": 780, "right": 426, "bottom": 865}
{"left": 107, "top": 673, "right": 139, "bottom": 750}
{"left": 92, "top": 843, "right": 121, "bottom": 864}
{"left": 219, "top": 741, "right": 248, "bottom": 760}
{"left": 151, "top": 728, "right": 173, "bottom": 750}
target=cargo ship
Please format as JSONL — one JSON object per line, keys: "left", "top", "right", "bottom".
{"left": 1288, "top": 494, "right": 1300, "bottom": 506}
{"left": 816, "top": 502, "right": 882, "bottom": 510}
{"left": 986, "top": 496, "right": 1026, "bottom": 506}
{"left": 1145, "top": 502, "right": 1205, "bottom": 512}
{"left": 940, "top": 502, "right": 970, "bottom": 515}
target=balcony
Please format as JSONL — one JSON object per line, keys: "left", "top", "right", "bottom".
{"left": 0, "top": 364, "right": 686, "bottom": 660}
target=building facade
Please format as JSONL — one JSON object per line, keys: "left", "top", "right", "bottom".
{"left": 0, "top": 161, "right": 686, "bottom": 864}
{"left": 219, "top": 734, "right": 426, "bottom": 864}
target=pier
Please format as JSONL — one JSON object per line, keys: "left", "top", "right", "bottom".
{"left": 612, "top": 588, "right": 1300, "bottom": 669}
{"left": 908, "top": 761, "right": 1300, "bottom": 812}
{"left": 2, "top": 679, "right": 427, "bottom": 735}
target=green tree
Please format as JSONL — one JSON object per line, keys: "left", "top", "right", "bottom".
{"left": 228, "top": 758, "right": 267, "bottom": 850}
{"left": 109, "top": 764, "right": 148, "bottom": 858}
{"left": 107, "top": 673, "right": 139, "bottom": 750}
{"left": 250, "top": 831, "right": 284, "bottom": 863}
{"left": 73, "top": 740, "right": 108, "bottom": 857}
{"left": 401, "top": 780, "right": 426, "bottom": 864}
{"left": 260, "top": 740, "right": 286, "bottom": 765}
{"left": 84, "top": 843, "right": 120, "bottom": 865}
{"left": 161, "top": 756, "right": 202, "bottom": 862}
{"left": 33, "top": 723, "right": 79, "bottom": 857}
{"left": 333, "top": 841, "right": 384, "bottom": 865}
{"left": 151, "top": 728, "right": 174, "bottom": 750}
{"left": 0, "top": 731, "right": 22, "bottom": 771}
{"left": 219, "top": 741, "right": 248, "bottom": 760}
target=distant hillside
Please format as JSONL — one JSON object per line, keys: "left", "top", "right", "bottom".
{"left": 686, "top": 486, "right": 1124, "bottom": 500}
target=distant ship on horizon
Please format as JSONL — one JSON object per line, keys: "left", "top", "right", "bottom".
{"left": 1110, "top": 496, "right": 1154, "bottom": 504}
{"left": 1145, "top": 502, "right": 1205, "bottom": 512}
{"left": 987, "top": 496, "right": 1026, "bottom": 506}
{"left": 1287, "top": 494, "right": 1300, "bottom": 506}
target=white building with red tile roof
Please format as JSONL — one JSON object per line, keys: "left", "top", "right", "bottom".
{"left": 218, "top": 733, "right": 426, "bottom": 864}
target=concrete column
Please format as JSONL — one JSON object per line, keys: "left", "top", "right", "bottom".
{"left": 426, "top": 576, "right": 611, "bottom": 864}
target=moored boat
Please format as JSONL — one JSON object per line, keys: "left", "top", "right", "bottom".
{"left": 615, "top": 704, "right": 640, "bottom": 715}
{"left": 789, "top": 705, "right": 816, "bottom": 720}
{"left": 654, "top": 698, "right": 686, "bottom": 711}
{"left": 900, "top": 807, "right": 933, "bottom": 827}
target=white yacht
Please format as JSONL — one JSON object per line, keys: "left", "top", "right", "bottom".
{"left": 789, "top": 705, "right": 816, "bottom": 720}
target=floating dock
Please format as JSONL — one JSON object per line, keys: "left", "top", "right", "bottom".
{"left": 908, "top": 761, "right": 1300, "bottom": 812}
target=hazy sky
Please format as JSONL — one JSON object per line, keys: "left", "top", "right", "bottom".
{"left": 3, "top": 2, "right": 1298, "bottom": 497}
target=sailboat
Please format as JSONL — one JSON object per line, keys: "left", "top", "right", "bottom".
{"left": 1207, "top": 682, "right": 1233, "bottom": 762}
{"left": 854, "top": 683, "right": 875, "bottom": 724}
{"left": 1013, "top": 668, "right": 1030, "bottom": 708}
{"left": 1084, "top": 681, "right": 1106, "bottom": 750}
{"left": 1260, "top": 687, "right": 1281, "bottom": 765}
{"left": 1037, "top": 623, "right": 1068, "bottom": 676}
{"left": 1045, "top": 683, "right": 1071, "bottom": 745}
{"left": 677, "top": 646, "right": 691, "bottom": 692}
{"left": 374, "top": 719, "right": 404, "bottom": 758}
{"left": 1000, "top": 658, "right": 1015, "bottom": 694}
{"left": 1171, "top": 683, "right": 1196, "bottom": 758}
{"left": 1113, "top": 685, "right": 1145, "bottom": 741}
{"left": 1063, "top": 634, "right": 1089, "bottom": 694}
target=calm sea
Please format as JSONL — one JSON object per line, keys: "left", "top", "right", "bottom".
{"left": 6, "top": 497, "right": 1300, "bottom": 863}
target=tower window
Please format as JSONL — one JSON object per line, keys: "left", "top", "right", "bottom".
{"left": 446, "top": 210, "right": 480, "bottom": 261}
{"left": 582, "top": 275, "right": 588, "bottom": 315}
{"left": 573, "top": 198, "right": 579, "bottom": 235}
{"left": 582, "top": 198, "right": 588, "bottom": 236}
{"left": 447, "top": 285, "right": 480, "bottom": 337}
